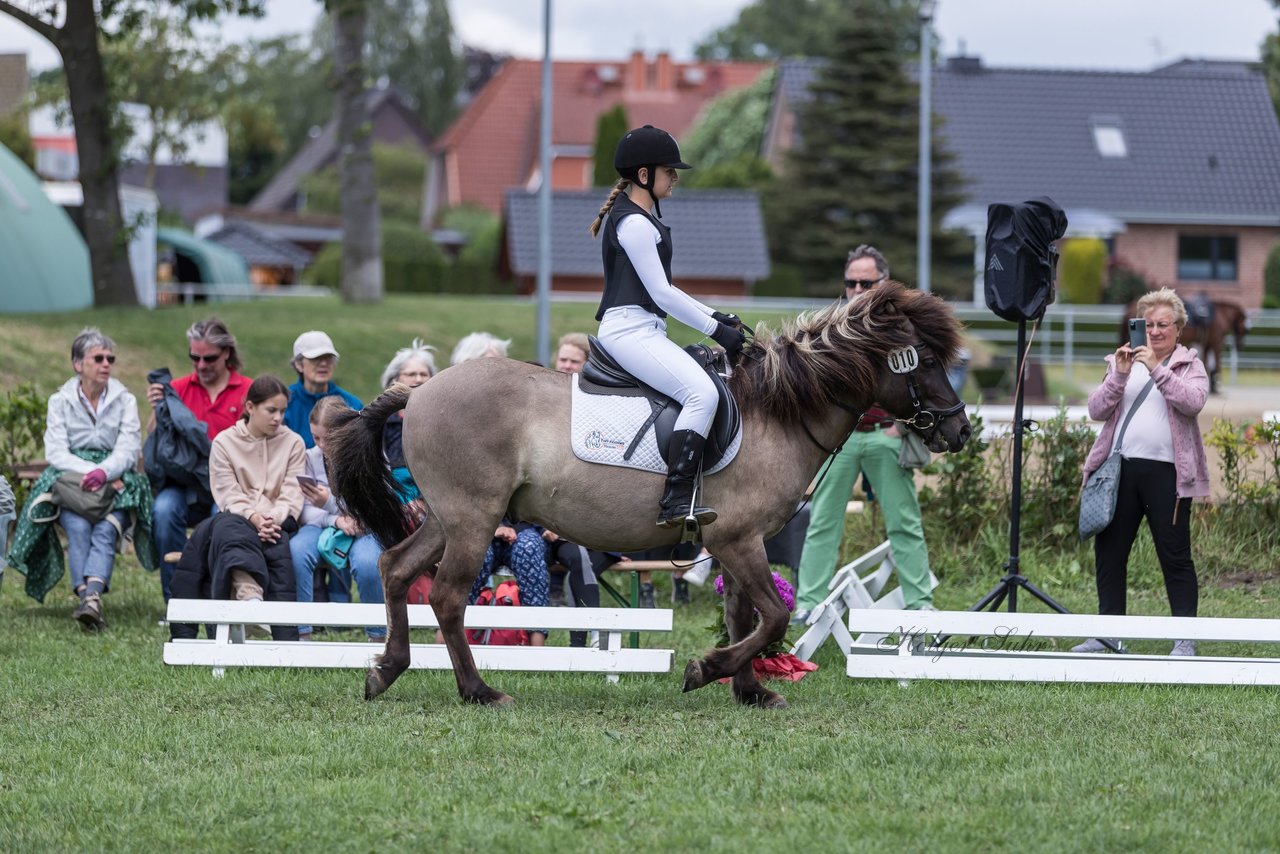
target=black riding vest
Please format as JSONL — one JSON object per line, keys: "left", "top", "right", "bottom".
{"left": 595, "top": 194, "right": 673, "bottom": 321}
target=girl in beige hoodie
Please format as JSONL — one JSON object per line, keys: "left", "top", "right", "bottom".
{"left": 207, "top": 375, "right": 306, "bottom": 614}
{"left": 211, "top": 377, "right": 306, "bottom": 532}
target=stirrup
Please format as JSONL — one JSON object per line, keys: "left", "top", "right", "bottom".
{"left": 656, "top": 504, "right": 717, "bottom": 529}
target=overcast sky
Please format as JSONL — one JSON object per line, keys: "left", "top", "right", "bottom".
{"left": 1, "top": 0, "right": 1276, "bottom": 73}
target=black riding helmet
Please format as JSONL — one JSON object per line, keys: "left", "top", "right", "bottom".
{"left": 614, "top": 125, "right": 692, "bottom": 218}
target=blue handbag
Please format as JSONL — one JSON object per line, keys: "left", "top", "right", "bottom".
{"left": 317, "top": 525, "right": 356, "bottom": 570}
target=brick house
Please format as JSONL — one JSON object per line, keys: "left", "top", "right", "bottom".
{"left": 422, "top": 51, "right": 770, "bottom": 224}
{"left": 765, "top": 57, "right": 1280, "bottom": 308}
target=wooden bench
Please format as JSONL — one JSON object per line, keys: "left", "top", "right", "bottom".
{"left": 163, "top": 599, "right": 673, "bottom": 680}
{"left": 13, "top": 459, "right": 48, "bottom": 488}
{"left": 844, "top": 609, "right": 1280, "bottom": 686}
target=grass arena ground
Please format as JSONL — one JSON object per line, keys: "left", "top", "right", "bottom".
{"left": 4, "top": 295, "right": 1280, "bottom": 849}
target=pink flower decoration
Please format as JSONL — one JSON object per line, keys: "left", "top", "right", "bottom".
{"left": 713, "top": 571, "right": 796, "bottom": 613}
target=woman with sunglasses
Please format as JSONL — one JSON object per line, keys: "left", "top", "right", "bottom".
{"left": 41, "top": 328, "right": 149, "bottom": 629}
{"left": 144, "top": 317, "right": 252, "bottom": 601}
{"left": 1074, "top": 287, "right": 1210, "bottom": 656}
{"left": 589, "top": 125, "right": 746, "bottom": 528}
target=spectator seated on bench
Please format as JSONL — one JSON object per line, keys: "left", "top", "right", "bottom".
{"left": 169, "top": 375, "right": 305, "bottom": 642}
{"left": 8, "top": 327, "right": 156, "bottom": 630}
{"left": 290, "top": 398, "right": 384, "bottom": 642}
{"left": 145, "top": 317, "right": 251, "bottom": 603}
{"left": 470, "top": 519, "right": 552, "bottom": 646}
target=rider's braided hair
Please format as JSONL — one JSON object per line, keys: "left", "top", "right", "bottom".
{"left": 588, "top": 178, "right": 632, "bottom": 238}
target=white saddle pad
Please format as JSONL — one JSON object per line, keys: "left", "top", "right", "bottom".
{"left": 569, "top": 374, "right": 741, "bottom": 475}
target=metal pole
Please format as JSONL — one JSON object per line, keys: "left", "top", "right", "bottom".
{"left": 535, "top": 0, "right": 553, "bottom": 365}
{"left": 917, "top": 2, "right": 934, "bottom": 294}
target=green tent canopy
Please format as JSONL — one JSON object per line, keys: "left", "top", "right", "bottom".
{"left": 0, "top": 143, "right": 92, "bottom": 313}
{"left": 158, "top": 227, "right": 250, "bottom": 285}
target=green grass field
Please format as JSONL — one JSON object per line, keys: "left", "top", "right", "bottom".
{"left": 5, "top": 295, "right": 1280, "bottom": 850}
{"left": 5, "top": 551, "right": 1280, "bottom": 851}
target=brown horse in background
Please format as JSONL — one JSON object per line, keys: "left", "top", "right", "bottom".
{"left": 1120, "top": 299, "right": 1249, "bottom": 393}
{"left": 326, "top": 282, "right": 971, "bottom": 710}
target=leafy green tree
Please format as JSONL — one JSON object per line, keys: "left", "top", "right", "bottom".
{"left": 1264, "top": 240, "right": 1280, "bottom": 310}
{"left": 681, "top": 69, "right": 775, "bottom": 190}
{"left": 105, "top": 11, "right": 225, "bottom": 189}
{"left": 214, "top": 34, "right": 331, "bottom": 204}
{"left": 1058, "top": 238, "right": 1107, "bottom": 304}
{"left": 1264, "top": 24, "right": 1280, "bottom": 121}
{"left": 300, "top": 143, "right": 427, "bottom": 226}
{"left": 0, "top": 105, "right": 34, "bottom": 169}
{"left": 222, "top": 99, "right": 286, "bottom": 205}
{"left": 766, "top": 0, "right": 969, "bottom": 298}
{"left": 695, "top": 0, "right": 918, "bottom": 61}
{"left": 591, "top": 104, "right": 629, "bottom": 187}
{"left": 0, "top": 0, "right": 264, "bottom": 306}
{"left": 320, "top": 0, "right": 461, "bottom": 136}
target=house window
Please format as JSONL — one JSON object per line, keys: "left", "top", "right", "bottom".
{"left": 1092, "top": 123, "right": 1127, "bottom": 158}
{"left": 1177, "top": 235, "right": 1237, "bottom": 281}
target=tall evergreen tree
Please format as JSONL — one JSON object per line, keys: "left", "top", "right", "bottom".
{"left": 767, "top": 0, "right": 970, "bottom": 298}
{"left": 695, "top": 0, "right": 916, "bottom": 61}
{"left": 591, "top": 104, "right": 629, "bottom": 187}
{"left": 1264, "top": 1, "right": 1280, "bottom": 121}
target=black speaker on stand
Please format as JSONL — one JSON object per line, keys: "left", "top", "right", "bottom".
{"left": 971, "top": 197, "right": 1071, "bottom": 614}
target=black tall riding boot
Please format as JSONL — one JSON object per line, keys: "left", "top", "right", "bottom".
{"left": 657, "top": 429, "right": 717, "bottom": 529}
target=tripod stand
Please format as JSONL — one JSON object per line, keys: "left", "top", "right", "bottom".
{"left": 970, "top": 316, "right": 1070, "bottom": 615}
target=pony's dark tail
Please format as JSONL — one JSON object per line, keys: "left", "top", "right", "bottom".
{"left": 325, "top": 384, "right": 414, "bottom": 550}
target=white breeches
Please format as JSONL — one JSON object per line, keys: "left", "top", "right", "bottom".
{"left": 597, "top": 306, "right": 717, "bottom": 437}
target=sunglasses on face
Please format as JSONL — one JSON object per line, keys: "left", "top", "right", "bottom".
{"left": 88, "top": 354, "right": 116, "bottom": 365}
{"left": 189, "top": 352, "right": 223, "bottom": 364}
{"left": 844, "top": 276, "right": 886, "bottom": 290}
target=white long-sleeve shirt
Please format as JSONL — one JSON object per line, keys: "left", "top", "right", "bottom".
{"left": 615, "top": 214, "right": 718, "bottom": 336}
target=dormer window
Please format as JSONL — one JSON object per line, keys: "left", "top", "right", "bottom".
{"left": 1092, "top": 119, "right": 1127, "bottom": 158}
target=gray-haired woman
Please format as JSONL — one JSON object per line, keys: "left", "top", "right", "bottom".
{"left": 41, "top": 329, "right": 149, "bottom": 628}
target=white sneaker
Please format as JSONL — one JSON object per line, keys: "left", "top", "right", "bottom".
{"left": 1071, "top": 638, "right": 1119, "bottom": 653}
{"left": 1170, "top": 639, "right": 1197, "bottom": 657}
{"left": 683, "top": 551, "right": 714, "bottom": 586}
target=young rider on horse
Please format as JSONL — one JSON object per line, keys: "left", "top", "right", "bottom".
{"left": 588, "top": 125, "right": 746, "bottom": 529}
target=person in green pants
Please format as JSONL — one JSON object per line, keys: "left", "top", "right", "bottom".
{"left": 793, "top": 246, "right": 935, "bottom": 621}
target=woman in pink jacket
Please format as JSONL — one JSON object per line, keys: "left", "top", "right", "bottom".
{"left": 1074, "top": 288, "right": 1210, "bottom": 656}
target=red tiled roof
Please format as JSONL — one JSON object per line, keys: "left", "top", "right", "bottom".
{"left": 433, "top": 53, "right": 771, "bottom": 216}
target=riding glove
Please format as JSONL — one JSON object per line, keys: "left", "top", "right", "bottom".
{"left": 712, "top": 311, "right": 743, "bottom": 330}
{"left": 711, "top": 322, "right": 746, "bottom": 358}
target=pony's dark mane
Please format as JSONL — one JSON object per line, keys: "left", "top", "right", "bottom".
{"left": 728, "top": 281, "right": 962, "bottom": 426}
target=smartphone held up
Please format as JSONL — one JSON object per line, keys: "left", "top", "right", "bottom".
{"left": 1127, "top": 317, "right": 1146, "bottom": 350}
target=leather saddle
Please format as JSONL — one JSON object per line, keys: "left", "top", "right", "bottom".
{"left": 578, "top": 336, "right": 742, "bottom": 470}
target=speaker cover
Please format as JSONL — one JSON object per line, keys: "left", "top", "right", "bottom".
{"left": 984, "top": 197, "right": 1069, "bottom": 322}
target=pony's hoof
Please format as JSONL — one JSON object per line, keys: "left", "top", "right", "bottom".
{"left": 364, "top": 668, "right": 388, "bottom": 701}
{"left": 681, "top": 659, "right": 707, "bottom": 693}
{"left": 464, "top": 689, "right": 515, "bottom": 707}
{"left": 734, "top": 686, "right": 789, "bottom": 709}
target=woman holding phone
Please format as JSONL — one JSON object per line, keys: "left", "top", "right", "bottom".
{"left": 1074, "top": 288, "right": 1210, "bottom": 656}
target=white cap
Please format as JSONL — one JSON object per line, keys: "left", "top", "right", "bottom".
{"left": 293, "top": 330, "right": 339, "bottom": 360}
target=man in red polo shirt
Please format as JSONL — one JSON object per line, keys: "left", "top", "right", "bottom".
{"left": 145, "top": 317, "right": 252, "bottom": 600}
